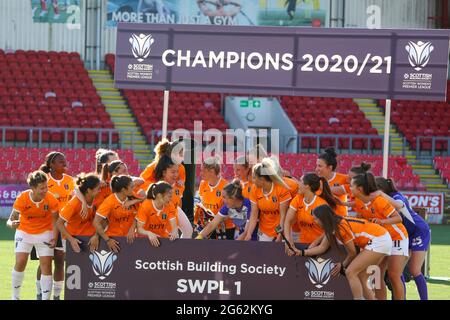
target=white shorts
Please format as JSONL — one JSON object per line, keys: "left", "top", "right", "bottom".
{"left": 364, "top": 232, "right": 392, "bottom": 256}
{"left": 258, "top": 230, "right": 277, "bottom": 242}
{"left": 14, "top": 230, "right": 54, "bottom": 257}
{"left": 391, "top": 238, "right": 409, "bottom": 257}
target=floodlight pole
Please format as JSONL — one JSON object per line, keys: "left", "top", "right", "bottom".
{"left": 382, "top": 99, "right": 392, "bottom": 178}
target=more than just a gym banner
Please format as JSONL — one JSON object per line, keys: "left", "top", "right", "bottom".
{"left": 106, "top": 0, "right": 329, "bottom": 28}
{"left": 114, "top": 23, "right": 450, "bottom": 101}
{"left": 64, "top": 238, "right": 352, "bottom": 300}
{"left": 403, "top": 191, "right": 445, "bottom": 224}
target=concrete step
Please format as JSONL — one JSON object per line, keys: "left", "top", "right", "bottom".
{"left": 364, "top": 112, "right": 384, "bottom": 116}
{"left": 426, "top": 184, "right": 448, "bottom": 190}
{"left": 122, "top": 141, "right": 147, "bottom": 146}
{"left": 98, "top": 91, "right": 122, "bottom": 97}
{"left": 92, "top": 79, "right": 114, "bottom": 83}
{"left": 104, "top": 101, "right": 128, "bottom": 106}
{"left": 107, "top": 110, "right": 133, "bottom": 116}
{"left": 412, "top": 164, "right": 434, "bottom": 169}
{"left": 413, "top": 169, "right": 437, "bottom": 175}
{"left": 88, "top": 70, "right": 110, "bottom": 74}
{"left": 419, "top": 174, "right": 442, "bottom": 179}
{"left": 100, "top": 95, "right": 123, "bottom": 100}
{"left": 93, "top": 85, "right": 119, "bottom": 92}
{"left": 354, "top": 98, "right": 376, "bottom": 103}
{"left": 109, "top": 112, "right": 133, "bottom": 117}
{"left": 112, "top": 117, "right": 137, "bottom": 122}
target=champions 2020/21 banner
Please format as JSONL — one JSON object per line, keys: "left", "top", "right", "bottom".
{"left": 65, "top": 238, "right": 352, "bottom": 300}
{"left": 107, "top": 0, "right": 329, "bottom": 27}
{"left": 114, "top": 24, "right": 450, "bottom": 101}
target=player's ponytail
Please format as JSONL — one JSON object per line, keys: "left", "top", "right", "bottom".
{"left": 253, "top": 158, "right": 290, "bottom": 189}
{"left": 40, "top": 151, "right": 65, "bottom": 174}
{"left": 302, "top": 173, "right": 337, "bottom": 209}
{"left": 110, "top": 175, "right": 132, "bottom": 194}
{"left": 76, "top": 173, "right": 100, "bottom": 195}
{"left": 96, "top": 149, "right": 118, "bottom": 175}
{"left": 223, "top": 180, "right": 244, "bottom": 201}
{"left": 146, "top": 181, "right": 172, "bottom": 200}
{"left": 352, "top": 173, "right": 378, "bottom": 196}
{"left": 318, "top": 147, "right": 338, "bottom": 171}
{"left": 350, "top": 162, "right": 372, "bottom": 175}
{"left": 375, "top": 177, "right": 398, "bottom": 195}
{"left": 154, "top": 138, "right": 171, "bottom": 160}
{"left": 312, "top": 205, "right": 346, "bottom": 256}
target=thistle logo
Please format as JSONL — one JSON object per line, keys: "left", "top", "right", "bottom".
{"left": 305, "top": 257, "right": 334, "bottom": 289}
{"left": 89, "top": 250, "right": 118, "bottom": 280}
{"left": 405, "top": 41, "right": 434, "bottom": 71}
{"left": 129, "top": 34, "right": 154, "bottom": 62}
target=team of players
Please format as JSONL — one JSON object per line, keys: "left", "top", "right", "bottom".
{"left": 7, "top": 142, "right": 431, "bottom": 300}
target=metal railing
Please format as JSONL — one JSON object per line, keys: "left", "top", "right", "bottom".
{"left": 416, "top": 136, "right": 450, "bottom": 158}
{"left": 284, "top": 134, "right": 389, "bottom": 155}
{"left": 0, "top": 126, "right": 137, "bottom": 150}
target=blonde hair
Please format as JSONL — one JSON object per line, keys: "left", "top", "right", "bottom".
{"left": 202, "top": 156, "right": 221, "bottom": 175}
{"left": 253, "top": 157, "right": 289, "bottom": 189}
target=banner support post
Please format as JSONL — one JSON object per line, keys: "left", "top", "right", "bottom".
{"left": 162, "top": 90, "right": 170, "bottom": 140}
{"left": 382, "top": 99, "right": 392, "bottom": 178}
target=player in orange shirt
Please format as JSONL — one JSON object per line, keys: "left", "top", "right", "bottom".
{"left": 284, "top": 173, "right": 338, "bottom": 247}
{"left": 315, "top": 147, "right": 348, "bottom": 216}
{"left": 35, "top": 151, "right": 74, "bottom": 300}
{"left": 93, "top": 175, "right": 139, "bottom": 253}
{"left": 333, "top": 162, "right": 372, "bottom": 206}
{"left": 196, "top": 180, "right": 253, "bottom": 240}
{"left": 140, "top": 138, "right": 185, "bottom": 192}
{"left": 7, "top": 171, "right": 59, "bottom": 300}
{"left": 289, "top": 204, "right": 392, "bottom": 300}
{"left": 350, "top": 172, "right": 409, "bottom": 300}
{"left": 233, "top": 155, "right": 252, "bottom": 199}
{"left": 195, "top": 156, "right": 232, "bottom": 239}
{"left": 136, "top": 181, "right": 178, "bottom": 247}
{"left": 244, "top": 158, "right": 292, "bottom": 242}
{"left": 91, "top": 149, "right": 120, "bottom": 208}
{"left": 56, "top": 174, "right": 101, "bottom": 254}
{"left": 95, "top": 149, "right": 119, "bottom": 175}
{"left": 154, "top": 155, "right": 192, "bottom": 238}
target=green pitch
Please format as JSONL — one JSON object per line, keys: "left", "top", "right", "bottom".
{"left": 0, "top": 220, "right": 449, "bottom": 300}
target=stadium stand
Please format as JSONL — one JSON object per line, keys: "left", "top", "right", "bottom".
{"left": 105, "top": 54, "right": 227, "bottom": 144}
{"left": 379, "top": 82, "right": 450, "bottom": 152}
{"left": 194, "top": 152, "right": 423, "bottom": 191}
{"left": 0, "top": 147, "right": 140, "bottom": 184}
{"left": 280, "top": 96, "right": 382, "bottom": 150}
{"left": 434, "top": 156, "right": 450, "bottom": 187}
{"left": 0, "top": 50, "right": 117, "bottom": 144}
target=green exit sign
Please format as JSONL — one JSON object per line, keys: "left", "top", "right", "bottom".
{"left": 240, "top": 100, "right": 261, "bottom": 108}
{"left": 240, "top": 100, "right": 249, "bottom": 107}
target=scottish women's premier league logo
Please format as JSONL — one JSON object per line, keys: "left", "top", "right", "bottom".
{"left": 405, "top": 41, "right": 434, "bottom": 71}
{"left": 89, "top": 250, "right": 118, "bottom": 280}
{"left": 129, "top": 33, "right": 155, "bottom": 62}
